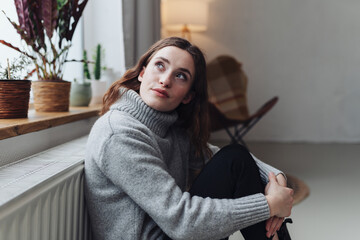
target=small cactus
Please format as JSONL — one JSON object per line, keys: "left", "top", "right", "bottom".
{"left": 83, "top": 50, "right": 91, "bottom": 79}
{"left": 94, "top": 44, "right": 101, "bottom": 80}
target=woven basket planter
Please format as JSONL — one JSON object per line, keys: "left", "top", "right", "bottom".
{"left": 0, "top": 80, "right": 31, "bottom": 119}
{"left": 32, "top": 80, "right": 71, "bottom": 112}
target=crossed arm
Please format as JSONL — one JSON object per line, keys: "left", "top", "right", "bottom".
{"left": 265, "top": 173, "right": 294, "bottom": 238}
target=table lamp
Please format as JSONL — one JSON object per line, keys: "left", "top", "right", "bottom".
{"left": 162, "top": 0, "right": 208, "bottom": 41}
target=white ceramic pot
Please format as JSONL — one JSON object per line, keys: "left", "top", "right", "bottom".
{"left": 70, "top": 82, "right": 91, "bottom": 107}
{"left": 89, "top": 80, "right": 107, "bottom": 106}
{"left": 103, "top": 68, "right": 117, "bottom": 87}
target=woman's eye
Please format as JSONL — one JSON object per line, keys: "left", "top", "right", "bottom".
{"left": 156, "top": 62, "right": 164, "bottom": 70}
{"left": 176, "top": 72, "right": 187, "bottom": 80}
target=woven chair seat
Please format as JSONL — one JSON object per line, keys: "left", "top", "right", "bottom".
{"left": 207, "top": 55, "right": 278, "bottom": 147}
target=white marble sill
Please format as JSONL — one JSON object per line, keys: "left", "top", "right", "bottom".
{"left": 0, "top": 136, "right": 88, "bottom": 208}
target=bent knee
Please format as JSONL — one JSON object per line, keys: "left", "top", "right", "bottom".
{"left": 220, "top": 144, "right": 251, "bottom": 159}
{"left": 215, "top": 144, "right": 255, "bottom": 167}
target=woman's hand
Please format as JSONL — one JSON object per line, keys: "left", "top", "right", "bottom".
{"left": 265, "top": 173, "right": 288, "bottom": 237}
{"left": 276, "top": 173, "right": 287, "bottom": 188}
{"left": 265, "top": 172, "right": 294, "bottom": 218}
{"left": 266, "top": 216, "right": 283, "bottom": 238}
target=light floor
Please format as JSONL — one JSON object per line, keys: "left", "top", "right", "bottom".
{"left": 209, "top": 140, "right": 360, "bottom": 240}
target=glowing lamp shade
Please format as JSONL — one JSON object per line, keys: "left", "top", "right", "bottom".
{"left": 162, "top": 0, "right": 208, "bottom": 40}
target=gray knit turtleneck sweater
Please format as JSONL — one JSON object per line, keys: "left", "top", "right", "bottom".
{"left": 85, "top": 89, "right": 279, "bottom": 240}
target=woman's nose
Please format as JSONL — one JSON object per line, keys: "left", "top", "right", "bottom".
{"left": 159, "top": 74, "right": 172, "bottom": 87}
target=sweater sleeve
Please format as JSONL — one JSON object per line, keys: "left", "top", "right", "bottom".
{"left": 250, "top": 153, "right": 286, "bottom": 184}
{"left": 98, "top": 128, "right": 270, "bottom": 240}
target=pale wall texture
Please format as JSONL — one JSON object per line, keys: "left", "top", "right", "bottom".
{"left": 190, "top": 0, "right": 360, "bottom": 143}
{"left": 83, "top": 0, "right": 125, "bottom": 79}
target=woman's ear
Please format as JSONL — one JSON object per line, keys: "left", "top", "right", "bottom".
{"left": 182, "top": 91, "right": 195, "bottom": 104}
{"left": 138, "top": 67, "right": 146, "bottom": 82}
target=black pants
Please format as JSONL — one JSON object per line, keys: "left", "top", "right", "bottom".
{"left": 189, "top": 144, "right": 268, "bottom": 240}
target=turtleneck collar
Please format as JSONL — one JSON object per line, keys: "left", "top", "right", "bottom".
{"left": 110, "top": 88, "right": 178, "bottom": 137}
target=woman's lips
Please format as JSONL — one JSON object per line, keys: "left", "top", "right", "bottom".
{"left": 152, "top": 88, "right": 169, "bottom": 98}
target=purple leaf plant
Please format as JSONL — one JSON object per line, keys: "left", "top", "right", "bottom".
{"left": 0, "top": 0, "right": 88, "bottom": 81}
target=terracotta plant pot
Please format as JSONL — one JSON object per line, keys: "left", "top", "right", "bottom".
{"left": 32, "top": 80, "right": 71, "bottom": 112}
{"left": 0, "top": 80, "right": 31, "bottom": 119}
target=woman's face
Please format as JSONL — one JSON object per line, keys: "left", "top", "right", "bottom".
{"left": 138, "top": 46, "right": 195, "bottom": 112}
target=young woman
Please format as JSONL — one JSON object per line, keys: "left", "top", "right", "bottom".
{"left": 84, "top": 37, "right": 293, "bottom": 240}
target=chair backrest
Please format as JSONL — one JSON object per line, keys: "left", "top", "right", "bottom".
{"left": 206, "top": 55, "right": 250, "bottom": 120}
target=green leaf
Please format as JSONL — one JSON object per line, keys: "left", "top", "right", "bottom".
{"left": 57, "top": 0, "right": 71, "bottom": 48}
{"left": 57, "top": 0, "right": 68, "bottom": 9}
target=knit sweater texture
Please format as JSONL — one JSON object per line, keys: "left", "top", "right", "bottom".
{"left": 84, "top": 89, "right": 283, "bottom": 240}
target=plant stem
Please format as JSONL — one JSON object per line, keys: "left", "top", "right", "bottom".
{"left": 7, "top": 58, "right": 11, "bottom": 79}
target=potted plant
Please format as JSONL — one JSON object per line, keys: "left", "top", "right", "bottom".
{"left": 69, "top": 78, "right": 91, "bottom": 107}
{"left": 84, "top": 44, "right": 108, "bottom": 106}
{"left": 0, "top": 56, "right": 32, "bottom": 118}
{"left": 0, "top": 0, "right": 88, "bottom": 112}
{"left": 68, "top": 48, "right": 92, "bottom": 107}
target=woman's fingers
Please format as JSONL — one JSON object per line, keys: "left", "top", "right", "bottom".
{"left": 266, "top": 217, "right": 284, "bottom": 237}
{"left": 266, "top": 217, "right": 276, "bottom": 237}
{"left": 276, "top": 174, "right": 287, "bottom": 187}
{"left": 275, "top": 217, "right": 284, "bottom": 231}
{"left": 266, "top": 217, "right": 273, "bottom": 231}
{"left": 268, "top": 171, "right": 277, "bottom": 182}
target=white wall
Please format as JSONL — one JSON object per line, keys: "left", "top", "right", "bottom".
{"left": 83, "top": 0, "right": 125, "bottom": 82}
{"left": 0, "top": 2, "right": 24, "bottom": 72}
{"left": 190, "top": 0, "right": 360, "bottom": 143}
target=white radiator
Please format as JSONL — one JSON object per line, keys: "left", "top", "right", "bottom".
{"left": 0, "top": 137, "right": 92, "bottom": 240}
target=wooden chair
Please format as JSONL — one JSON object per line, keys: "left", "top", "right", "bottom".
{"left": 207, "top": 55, "right": 278, "bottom": 148}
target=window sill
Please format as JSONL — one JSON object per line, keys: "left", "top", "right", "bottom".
{"left": 0, "top": 105, "right": 101, "bottom": 141}
{"left": 0, "top": 136, "right": 87, "bottom": 207}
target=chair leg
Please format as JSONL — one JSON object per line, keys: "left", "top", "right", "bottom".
{"left": 238, "top": 118, "right": 261, "bottom": 138}
{"left": 233, "top": 115, "right": 267, "bottom": 149}
{"left": 236, "top": 136, "right": 248, "bottom": 149}
{"left": 224, "top": 126, "right": 249, "bottom": 149}
{"left": 224, "top": 127, "right": 238, "bottom": 144}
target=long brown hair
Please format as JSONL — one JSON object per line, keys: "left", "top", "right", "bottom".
{"left": 101, "top": 37, "right": 211, "bottom": 159}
